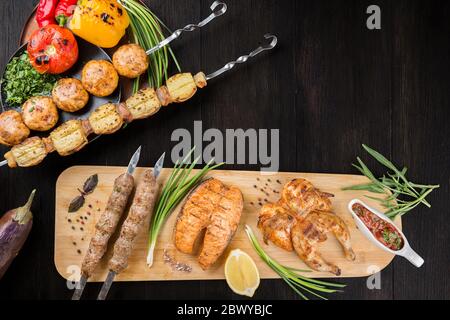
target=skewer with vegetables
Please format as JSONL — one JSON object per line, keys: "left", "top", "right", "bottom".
{"left": 0, "top": 34, "right": 278, "bottom": 168}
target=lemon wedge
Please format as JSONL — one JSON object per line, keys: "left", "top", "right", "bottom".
{"left": 224, "top": 249, "right": 260, "bottom": 297}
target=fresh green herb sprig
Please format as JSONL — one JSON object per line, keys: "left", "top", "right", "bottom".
{"left": 119, "top": 0, "right": 181, "bottom": 93}
{"left": 343, "top": 144, "right": 439, "bottom": 219}
{"left": 245, "top": 225, "right": 345, "bottom": 300}
{"left": 2, "top": 52, "right": 59, "bottom": 106}
{"left": 146, "top": 148, "right": 223, "bottom": 266}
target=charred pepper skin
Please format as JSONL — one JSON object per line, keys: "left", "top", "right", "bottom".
{"left": 36, "top": 0, "right": 58, "bottom": 27}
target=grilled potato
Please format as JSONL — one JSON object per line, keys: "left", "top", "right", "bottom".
{"left": 125, "top": 88, "right": 161, "bottom": 120}
{"left": 194, "top": 72, "right": 207, "bottom": 88}
{"left": 88, "top": 103, "right": 123, "bottom": 135}
{"left": 50, "top": 120, "right": 88, "bottom": 156}
{"left": 4, "top": 137, "right": 47, "bottom": 168}
{"left": 166, "top": 73, "right": 197, "bottom": 103}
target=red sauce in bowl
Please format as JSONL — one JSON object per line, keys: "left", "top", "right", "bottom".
{"left": 352, "top": 203, "right": 404, "bottom": 251}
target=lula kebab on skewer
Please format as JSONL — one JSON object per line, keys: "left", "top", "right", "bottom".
{"left": 72, "top": 146, "right": 141, "bottom": 300}
{"left": 97, "top": 152, "right": 165, "bottom": 300}
{"left": 0, "top": 33, "right": 277, "bottom": 169}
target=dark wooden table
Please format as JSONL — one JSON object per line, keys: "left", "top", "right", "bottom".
{"left": 0, "top": 0, "right": 449, "bottom": 300}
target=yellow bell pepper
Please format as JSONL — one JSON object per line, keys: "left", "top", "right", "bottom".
{"left": 69, "top": 0, "right": 130, "bottom": 48}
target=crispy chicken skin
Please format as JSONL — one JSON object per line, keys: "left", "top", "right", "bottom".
{"left": 52, "top": 78, "right": 89, "bottom": 112}
{"left": 258, "top": 202, "right": 296, "bottom": 251}
{"left": 292, "top": 211, "right": 355, "bottom": 276}
{"left": 281, "top": 178, "right": 333, "bottom": 217}
{"left": 258, "top": 179, "right": 355, "bottom": 275}
{"left": 174, "top": 178, "right": 244, "bottom": 270}
{"left": 22, "top": 96, "right": 59, "bottom": 131}
{"left": 81, "top": 60, "right": 119, "bottom": 97}
{"left": 0, "top": 110, "right": 30, "bottom": 146}
{"left": 113, "top": 44, "right": 149, "bottom": 79}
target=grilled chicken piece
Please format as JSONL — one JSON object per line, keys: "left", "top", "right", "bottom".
{"left": 50, "top": 120, "right": 88, "bottom": 156}
{"left": 291, "top": 211, "right": 355, "bottom": 276}
{"left": 174, "top": 178, "right": 244, "bottom": 270}
{"left": 281, "top": 178, "right": 333, "bottom": 218}
{"left": 258, "top": 202, "right": 296, "bottom": 251}
{"left": 257, "top": 178, "right": 355, "bottom": 275}
{"left": 88, "top": 103, "right": 123, "bottom": 135}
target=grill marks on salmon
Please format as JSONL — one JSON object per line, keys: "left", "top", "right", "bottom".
{"left": 174, "top": 179, "right": 243, "bottom": 270}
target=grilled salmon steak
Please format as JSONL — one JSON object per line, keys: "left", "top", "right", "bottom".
{"left": 258, "top": 178, "right": 355, "bottom": 275}
{"left": 174, "top": 178, "right": 244, "bottom": 270}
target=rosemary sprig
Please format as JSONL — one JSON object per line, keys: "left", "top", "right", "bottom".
{"left": 245, "top": 225, "right": 345, "bottom": 300}
{"left": 146, "top": 148, "right": 223, "bottom": 266}
{"left": 343, "top": 144, "right": 439, "bottom": 219}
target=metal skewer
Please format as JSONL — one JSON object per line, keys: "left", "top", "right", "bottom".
{"left": 96, "top": 152, "right": 166, "bottom": 300}
{"left": 205, "top": 34, "right": 278, "bottom": 81}
{"left": 71, "top": 146, "right": 142, "bottom": 301}
{"left": 145, "top": 1, "right": 227, "bottom": 55}
{"left": 0, "top": 159, "right": 7, "bottom": 167}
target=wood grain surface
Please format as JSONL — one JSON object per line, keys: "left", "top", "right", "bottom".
{"left": 0, "top": 0, "right": 448, "bottom": 300}
{"left": 54, "top": 166, "right": 401, "bottom": 281}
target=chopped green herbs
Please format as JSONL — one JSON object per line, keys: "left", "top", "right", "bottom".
{"left": 343, "top": 144, "right": 439, "bottom": 219}
{"left": 2, "top": 52, "right": 59, "bottom": 106}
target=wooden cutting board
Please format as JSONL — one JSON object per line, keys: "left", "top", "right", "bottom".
{"left": 55, "top": 166, "right": 401, "bottom": 281}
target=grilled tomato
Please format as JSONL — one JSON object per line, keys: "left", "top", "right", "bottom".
{"left": 27, "top": 25, "right": 78, "bottom": 74}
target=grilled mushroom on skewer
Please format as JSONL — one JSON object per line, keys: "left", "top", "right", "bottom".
{"left": 0, "top": 34, "right": 278, "bottom": 169}
{"left": 97, "top": 153, "right": 165, "bottom": 300}
{"left": 0, "top": 110, "right": 30, "bottom": 147}
{"left": 110, "top": 1, "right": 227, "bottom": 79}
{"left": 72, "top": 146, "right": 141, "bottom": 300}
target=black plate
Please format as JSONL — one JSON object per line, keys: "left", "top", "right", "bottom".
{"left": 0, "top": 37, "right": 121, "bottom": 123}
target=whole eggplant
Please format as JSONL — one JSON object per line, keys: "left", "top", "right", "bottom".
{"left": 0, "top": 190, "right": 36, "bottom": 279}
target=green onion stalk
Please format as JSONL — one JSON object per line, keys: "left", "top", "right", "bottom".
{"left": 119, "top": 0, "right": 181, "bottom": 93}
{"left": 245, "top": 225, "right": 345, "bottom": 300}
{"left": 146, "top": 148, "right": 223, "bottom": 267}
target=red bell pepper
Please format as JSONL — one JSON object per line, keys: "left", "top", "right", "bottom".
{"left": 55, "top": 0, "right": 79, "bottom": 26}
{"left": 36, "top": 0, "right": 58, "bottom": 27}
